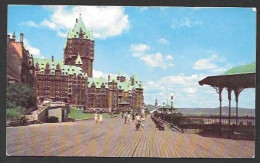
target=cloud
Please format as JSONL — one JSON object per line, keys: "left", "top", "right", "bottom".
{"left": 21, "top": 21, "right": 41, "bottom": 28}
{"left": 166, "top": 55, "right": 173, "bottom": 60}
{"left": 144, "top": 72, "right": 255, "bottom": 108}
{"left": 93, "top": 69, "right": 117, "bottom": 78}
{"left": 193, "top": 54, "right": 227, "bottom": 73}
{"left": 130, "top": 43, "right": 174, "bottom": 70}
{"left": 143, "top": 73, "right": 218, "bottom": 107}
{"left": 131, "top": 44, "right": 150, "bottom": 54}
{"left": 23, "top": 6, "right": 130, "bottom": 39}
{"left": 23, "top": 39, "right": 45, "bottom": 58}
{"left": 193, "top": 59, "right": 217, "bottom": 70}
{"left": 171, "top": 17, "right": 202, "bottom": 29}
{"left": 158, "top": 38, "right": 170, "bottom": 45}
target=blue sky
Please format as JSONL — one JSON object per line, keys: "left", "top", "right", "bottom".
{"left": 7, "top": 5, "right": 256, "bottom": 108}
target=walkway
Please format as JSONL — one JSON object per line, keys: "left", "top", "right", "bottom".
{"left": 6, "top": 115, "right": 254, "bottom": 157}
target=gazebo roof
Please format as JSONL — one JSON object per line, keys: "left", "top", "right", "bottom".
{"left": 199, "top": 73, "right": 255, "bottom": 88}
{"left": 199, "top": 62, "right": 256, "bottom": 89}
{"left": 159, "top": 104, "right": 176, "bottom": 110}
{"left": 224, "top": 62, "right": 255, "bottom": 75}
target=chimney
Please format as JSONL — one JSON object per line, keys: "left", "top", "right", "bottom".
{"left": 131, "top": 77, "right": 134, "bottom": 86}
{"left": 7, "top": 35, "right": 10, "bottom": 42}
{"left": 20, "top": 33, "right": 24, "bottom": 43}
{"left": 12, "top": 32, "right": 16, "bottom": 40}
{"left": 108, "top": 75, "right": 110, "bottom": 81}
{"left": 52, "top": 56, "right": 54, "bottom": 62}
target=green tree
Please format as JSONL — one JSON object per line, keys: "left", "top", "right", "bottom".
{"left": 6, "top": 83, "right": 36, "bottom": 119}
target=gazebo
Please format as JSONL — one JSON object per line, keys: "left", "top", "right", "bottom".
{"left": 159, "top": 104, "right": 177, "bottom": 114}
{"left": 198, "top": 62, "right": 255, "bottom": 128}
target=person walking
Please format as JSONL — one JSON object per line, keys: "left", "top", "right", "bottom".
{"left": 140, "top": 114, "right": 145, "bottom": 131}
{"left": 132, "top": 112, "right": 135, "bottom": 122}
{"left": 127, "top": 112, "right": 131, "bottom": 124}
{"left": 135, "top": 113, "right": 141, "bottom": 130}
{"left": 99, "top": 112, "right": 103, "bottom": 124}
{"left": 124, "top": 112, "right": 128, "bottom": 124}
{"left": 94, "top": 112, "right": 98, "bottom": 123}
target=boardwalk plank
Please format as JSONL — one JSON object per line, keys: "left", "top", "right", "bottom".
{"left": 6, "top": 115, "right": 255, "bottom": 158}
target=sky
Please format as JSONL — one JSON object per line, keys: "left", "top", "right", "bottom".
{"left": 7, "top": 5, "right": 256, "bottom": 109}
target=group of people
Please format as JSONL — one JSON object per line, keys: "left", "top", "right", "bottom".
{"left": 122, "top": 112, "right": 146, "bottom": 131}
{"left": 94, "top": 112, "right": 103, "bottom": 124}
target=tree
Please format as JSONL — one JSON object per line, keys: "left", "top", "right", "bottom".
{"left": 6, "top": 83, "right": 36, "bottom": 110}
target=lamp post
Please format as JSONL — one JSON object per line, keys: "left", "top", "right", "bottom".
{"left": 171, "top": 95, "right": 174, "bottom": 113}
{"left": 170, "top": 94, "right": 174, "bottom": 127}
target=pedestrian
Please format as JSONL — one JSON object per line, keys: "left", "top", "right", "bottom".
{"left": 132, "top": 113, "right": 135, "bottom": 122}
{"left": 124, "top": 112, "right": 128, "bottom": 124}
{"left": 94, "top": 112, "right": 98, "bottom": 123}
{"left": 127, "top": 112, "right": 131, "bottom": 124}
{"left": 140, "top": 115, "right": 145, "bottom": 131}
{"left": 135, "top": 113, "right": 141, "bottom": 130}
{"left": 99, "top": 112, "right": 103, "bottom": 124}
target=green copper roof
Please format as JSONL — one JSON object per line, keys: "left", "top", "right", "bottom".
{"left": 107, "top": 73, "right": 143, "bottom": 90}
{"left": 88, "top": 77, "right": 108, "bottom": 88}
{"left": 108, "top": 75, "right": 117, "bottom": 82}
{"left": 67, "top": 15, "right": 94, "bottom": 40}
{"left": 224, "top": 62, "right": 256, "bottom": 75}
{"left": 160, "top": 104, "right": 172, "bottom": 109}
{"left": 118, "top": 70, "right": 125, "bottom": 77}
{"left": 34, "top": 58, "right": 87, "bottom": 78}
{"left": 118, "top": 79, "right": 133, "bottom": 92}
{"left": 75, "top": 54, "right": 83, "bottom": 65}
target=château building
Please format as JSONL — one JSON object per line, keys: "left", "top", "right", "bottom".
{"left": 7, "top": 32, "right": 35, "bottom": 87}
{"left": 64, "top": 14, "right": 94, "bottom": 77}
{"left": 34, "top": 57, "right": 87, "bottom": 108}
{"left": 87, "top": 73, "right": 144, "bottom": 111}
{"left": 33, "top": 14, "right": 144, "bottom": 111}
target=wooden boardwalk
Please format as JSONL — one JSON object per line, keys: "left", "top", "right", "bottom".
{"left": 6, "top": 115, "right": 255, "bottom": 158}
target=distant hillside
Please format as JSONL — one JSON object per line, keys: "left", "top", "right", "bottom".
{"left": 145, "top": 104, "right": 155, "bottom": 111}
{"left": 145, "top": 105, "right": 255, "bottom": 116}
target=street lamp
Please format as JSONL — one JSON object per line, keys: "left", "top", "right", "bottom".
{"left": 171, "top": 94, "right": 174, "bottom": 113}
{"left": 170, "top": 94, "right": 174, "bottom": 127}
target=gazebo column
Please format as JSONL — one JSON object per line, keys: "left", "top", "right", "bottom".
{"left": 234, "top": 88, "right": 244, "bottom": 126}
{"left": 214, "top": 87, "right": 223, "bottom": 129}
{"left": 227, "top": 88, "right": 232, "bottom": 134}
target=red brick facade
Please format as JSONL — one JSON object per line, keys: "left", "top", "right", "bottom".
{"left": 7, "top": 33, "right": 35, "bottom": 87}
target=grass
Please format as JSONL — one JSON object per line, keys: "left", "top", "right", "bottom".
{"left": 6, "top": 107, "right": 25, "bottom": 120}
{"left": 68, "top": 107, "right": 110, "bottom": 120}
